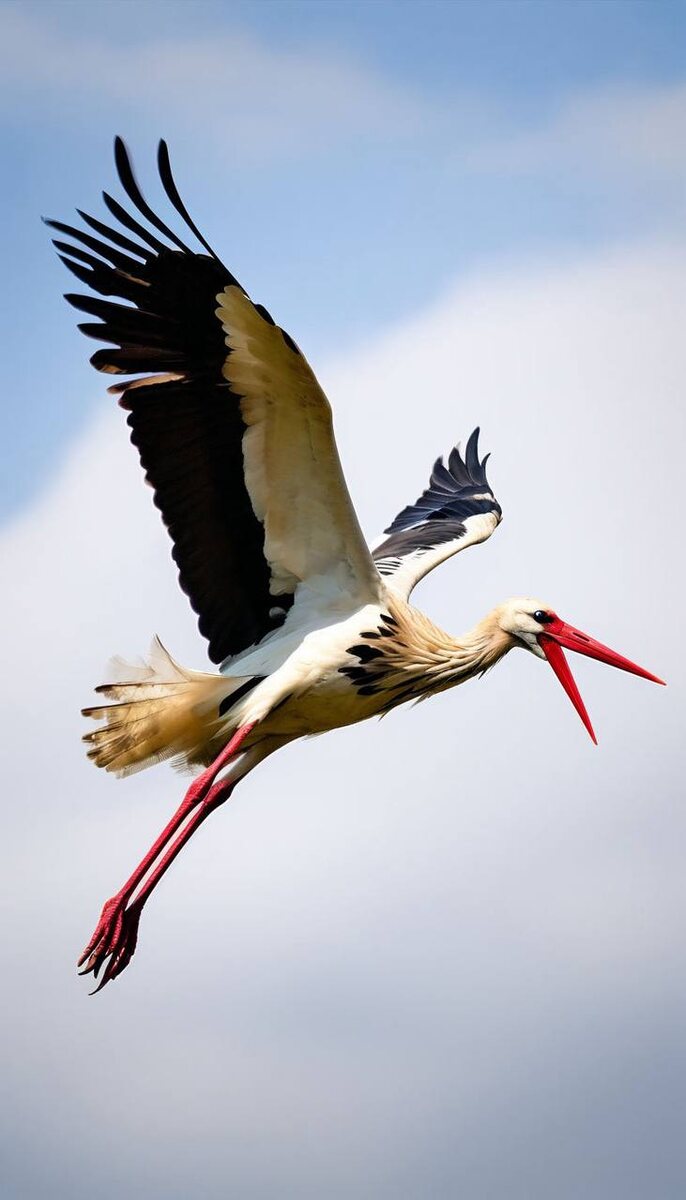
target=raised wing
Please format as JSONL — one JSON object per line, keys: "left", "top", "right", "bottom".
{"left": 48, "top": 138, "right": 381, "bottom": 664}
{"left": 372, "top": 428, "right": 502, "bottom": 598}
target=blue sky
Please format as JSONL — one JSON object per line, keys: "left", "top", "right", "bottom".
{"left": 2, "top": 0, "right": 685, "bottom": 517}
{"left": 1, "top": 4, "right": 685, "bottom": 1199}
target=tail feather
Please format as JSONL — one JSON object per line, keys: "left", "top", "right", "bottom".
{"left": 82, "top": 637, "right": 257, "bottom": 776}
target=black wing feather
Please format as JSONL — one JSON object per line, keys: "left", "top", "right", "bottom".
{"left": 48, "top": 138, "right": 294, "bottom": 663}
{"left": 101, "top": 190, "right": 170, "bottom": 255}
{"left": 113, "top": 135, "right": 193, "bottom": 254}
{"left": 374, "top": 428, "right": 501, "bottom": 565}
{"left": 157, "top": 139, "right": 220, "bottom": 260}
{"left": 76, "top": 208, "right": 148, "bottom": 259}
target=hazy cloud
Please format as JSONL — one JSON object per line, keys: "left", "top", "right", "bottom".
{"left": 0, "top": 7, "right": 431, "bottom": 160}
{"left": 468, "top": 81, "right": 686, "bottom": 185}
{"left": 4, "top": 6, "right": 685, "bottom": 194}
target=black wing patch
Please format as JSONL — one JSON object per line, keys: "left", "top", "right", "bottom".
{"left": 46, "top": 137, "right": 295, "bottom": 664}
{"left": 373, "top": 428, "right": 501, "bottom": 576}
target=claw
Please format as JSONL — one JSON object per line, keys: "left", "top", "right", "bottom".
{"left": 90, "top": 927, "right": 139, "bottom": 993}
{"left": 78, "top": 897, "right": 142, "bottom": 991}
{"left": 77, "top": 896, "right": 125, "bottom": 968}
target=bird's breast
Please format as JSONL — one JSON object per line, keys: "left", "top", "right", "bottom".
{"left": 238, "top": 603, "right": 413, "bottom": 735}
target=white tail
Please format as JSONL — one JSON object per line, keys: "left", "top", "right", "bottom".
{"left": 82, "top": 638, "right": 254, "bottom": 776}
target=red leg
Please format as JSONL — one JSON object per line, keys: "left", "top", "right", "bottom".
{"left": 78, "top": 723, "right": 256, "bottom": 991}
{"left": 87, "top": 772, "right": 236, "bottom": 992}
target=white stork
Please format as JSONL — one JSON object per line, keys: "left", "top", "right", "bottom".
{"left": 48, "top": 139, "right": 663, "bottom": 992}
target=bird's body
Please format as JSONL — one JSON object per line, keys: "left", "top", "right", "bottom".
{"left": 228, "top": 597, "right": 512, "bottom": 738}
{"left": 289, "top": 596, "right": 502, "bottom": 719}
{"left": 49, "top": 140, "right": 662, "bottom": 991}
{"left": 87, "top": 586, "right": 512, "bottom": 770}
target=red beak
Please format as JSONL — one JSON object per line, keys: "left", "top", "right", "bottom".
{"left": 539, "top": 618, "right": 665, "bottom": 744}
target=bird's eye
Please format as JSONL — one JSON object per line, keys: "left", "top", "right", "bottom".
{"left": 533, "top": 610, "right": 553, "bottom": 624}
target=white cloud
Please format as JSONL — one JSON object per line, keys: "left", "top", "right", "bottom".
{"left": 0, "top": 8, "right": 431, "bottom": 160}
{"left": 468, "top": 81, "right": 686, "bottom": 184}
{"left": 1, "top": 239, "right": 684, "bottom": 1198}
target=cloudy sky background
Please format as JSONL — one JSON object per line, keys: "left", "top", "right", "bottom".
{"left": 1, "top": 2, "right": 685, "bottom": 1196}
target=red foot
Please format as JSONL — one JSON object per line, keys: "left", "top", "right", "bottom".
{"left": 77, "top": 896, "right": 142, "bottom": 993}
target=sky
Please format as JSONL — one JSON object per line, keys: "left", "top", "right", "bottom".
{"left": 1, "top": 2, "right": 685, "bottom": 1197}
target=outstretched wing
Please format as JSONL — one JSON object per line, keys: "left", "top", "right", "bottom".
{"left": 48, "top": 138, "right": 381, "bottom": 664}
{"left": 372, "top": 428, "right": 502, "bottom": 598}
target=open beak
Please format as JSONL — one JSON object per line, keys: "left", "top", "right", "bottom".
{"left": 539, "top": 619, "right": 665, "bottom": 744}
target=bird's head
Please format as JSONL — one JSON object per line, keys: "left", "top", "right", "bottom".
{"left": 494, "top": 596, "right": 664, "bottom": 743}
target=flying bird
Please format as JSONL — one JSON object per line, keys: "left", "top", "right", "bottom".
{"left": 48, "top": 139, "right": 663, "bottom": 992}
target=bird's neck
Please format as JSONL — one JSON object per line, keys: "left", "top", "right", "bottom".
{"left": 375, "top": 600, "right": 516, "bottom": 706}
{"left": 450, "top": 609, "right": 517, "bottom": 681}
